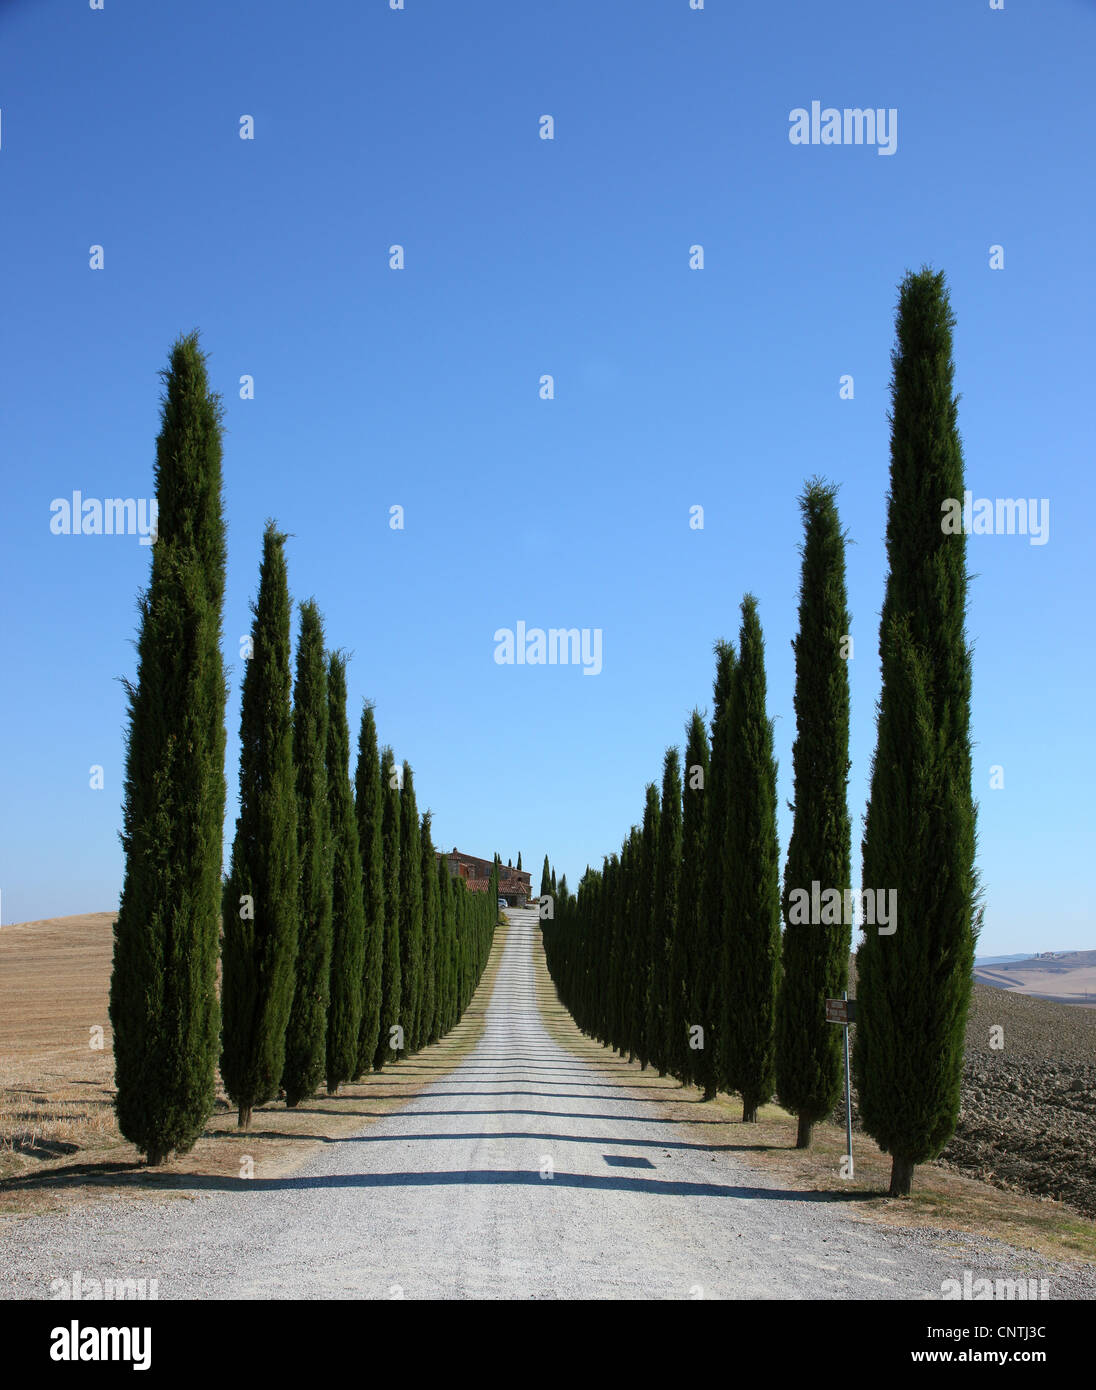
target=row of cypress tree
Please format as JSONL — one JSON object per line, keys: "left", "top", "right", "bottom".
{"left": 541, "top": 267, "right": 980, "bottom": 1197}
{"left": 110, "top": 333, "right": 499, "bottom": 1162}
{"left": 541, "top": 588, "right": 786, "bottom": 1124}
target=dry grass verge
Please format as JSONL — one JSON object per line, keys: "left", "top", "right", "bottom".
{"left": 0, "top": 912, "right": 509, "bottom": 1222}
{"left": 532, "top": 927, "right": 1096, "bottom": 1268}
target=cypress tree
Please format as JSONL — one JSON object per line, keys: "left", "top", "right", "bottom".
{"left": 540, "top": 855, "right": 551, "bottom": 900}
{"left": 517, "top": 851, "right": 522, "bottom": 871}
{"left": 282, "top": 600, "right": 332, "bottom": 1108}
{"left": 722, "top": 597, "right": 781, "bottom": 1122}
{"left": 373, "top": 748, "right": 402, "bottom": 1067}
{"left": 324, "top": 653, "right": 366, "bottom": 1093}
{"left": 353, "top": 702, "right": 385, "bottom": 1077}
{"left": 436, "top": 856, "right": 456, "bottom": 1035}
{"left": 776, "top": 481, "right": 853, "bottom": 1148}
{"left": 636, "top": 783, "right": 660, "bottom": 1070}
{"left": 855, "top": 268, "right": 979, "bottom": 1197}
{"left": 398, "top": 764, "right": 424, "bottom": 1052}
{"left": 696, "top": 641, "right": 735, "bottom": 1100}
{"left": 220, "top": 523, "right": 299, "bottom": 1129}
{"left": 674, "top": 710, "right": 710, "bottom": 1085}
{"left": 620, "top": 826, "right": 642, "bottom": 1062}
{"left": 649, "top": 749, "right": 682, "bottom": 1077}
{"left": 420, "top": 811, "right": 440, "bottom": 1046}
{"left": 110, "top": 333, "right": 227, "bottom": 1165}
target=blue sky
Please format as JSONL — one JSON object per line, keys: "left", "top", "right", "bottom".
{"left": 1, "top": 0, "right": 1093, "bottom": 956}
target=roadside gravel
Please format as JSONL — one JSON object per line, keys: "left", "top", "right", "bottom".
{"left": 1, "top": 910, "right": 1091, "bottom": 1300}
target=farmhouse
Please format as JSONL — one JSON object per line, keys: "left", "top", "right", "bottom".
{"left": 439, "top": 849, "right": 531, "bottom": 907}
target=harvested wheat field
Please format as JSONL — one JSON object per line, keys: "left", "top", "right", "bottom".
{"left": 0, "top": 911, "right": 507, "bottom": 1219}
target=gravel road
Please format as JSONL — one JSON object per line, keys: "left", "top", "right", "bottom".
{"left": 1, "top": 909, "right": 1090, "bottom": 1299}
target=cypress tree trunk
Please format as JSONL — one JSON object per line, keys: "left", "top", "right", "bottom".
{"left": 398, "top": 765, "right": 424, "bottom": 1053}
{"left": 677, "top": 711, "right": 710, "bottom": 1087}
{"left": 281, "top": 600, "right": 332, "bottom": 1109}
{"left": 855, "top": 268, "right": 979, "bottom": 1199}
{"left": 890, "top": 1155, "right": 916, "bottom": 1197}
{"left": 373, "top": 749, "right": 402, "bottom": 1068}
{"left": 723, "top": 597, "right": 781, "bottom": 1123}
{"left": 221, "top": 523, "right": 299, "bottom": 1127}
{"left": 652, "top": 748, "right": 682, "bottom": 1079}
{"left": 696, "top": 641, "right": 735, "bottom": 1102}
{"left": 110, "top": 333, "right": 227, "bottom": 1165}
{"left": 354, "top": 703, "right": 385, "bottom": 1077}
{"left": 775, "top": 481, "right": 852, "bottom": 1147}
{"left": 324, "top": 653, "right": 366, "bottom": 1093}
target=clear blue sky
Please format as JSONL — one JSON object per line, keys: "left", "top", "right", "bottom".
{"left": 1, "top": 0, "right": 1093, "bottom": 956}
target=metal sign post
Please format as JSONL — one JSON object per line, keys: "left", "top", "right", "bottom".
{"left": 826, "top": 992, "right": 856, "bottom": 1176}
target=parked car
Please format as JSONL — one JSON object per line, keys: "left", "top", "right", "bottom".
{"left": 497, "top": 897, "right": 508, "bottom": 909}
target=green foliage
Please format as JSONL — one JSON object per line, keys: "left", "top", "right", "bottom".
{"left": 374, "top": 748, "right": 401, "bottom": 1068}
{"left": 696, "top": 641, "right": 735, "bottom": 1099}
{"left": 722, "top": 597, "right": 781, "bottom": 1121}
{"left": 324, "top": 653, "right": 366, "bottom": 1093}
{"left": 354, "top": 702, "right": 385, "bottom": 1078}
{"left": 650, "top": 748, "right": 682, "bottom": 1077}
{"left": 110, "top": 333, "right": 227, "bottom": 1164}
{"left": 856, "top": 268, "right": 979, "bottom": 1187}
{"left": 674, "top": 711, "right": 709, "bottom": 1085}
{"left": 398, "top": 764, "right": 424, "bottom": 1052}
{"left": 282, "top": 599, "right": 332, "bottom": 1108}
{"left": 420, "top": 811, "right": 440, "bottom": 1046}
{"left": 220, "top": 523, "right": 299, "bottom": 1125}
{"left": 776, "top": 482, "right": 852, "bottom": 1139}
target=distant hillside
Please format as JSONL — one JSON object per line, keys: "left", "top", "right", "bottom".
{"left": 973, "top": 950, "right": 1096, "bottom": 1006}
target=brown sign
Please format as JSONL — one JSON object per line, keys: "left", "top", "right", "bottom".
{"left": 825, "top": 998, "right": 856, "bottom": 1025}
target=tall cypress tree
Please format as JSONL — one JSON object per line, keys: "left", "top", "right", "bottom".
{"left": 436, "top": 856, "right": 456, "bottom": 1035}
{"left": 221, "top": 523, "right": 299, "bottom": 1129}
{"left": 420, "top": 811, "right": 440, "bottom": 1047}
{"left": 776, "top": 482, "right": 853, "bottom": 1147}
{"left": 324, "top": 653, "right": 366, "bottom": 1093}
{"left": 398, "top": 763, "right": 424, "bottom": 1053}
{"left": 540, "top": 855, "right": 551, "bottom": 900}
{"left": 856, "top": 268, "right": 979, "bottom": 1197}
{"left": 110, "top": 333, "right": 227, "bottom": 1165}
{"left": 649, "top": 748, "right": 682, "bottom": 1077}
{"left": 373, "top": 748, "right": 402, "bottom": 1068}
{"left": 620, "top": 826, "right": 642, "bottom": 1062}
{"left": 696, "top": 641, "right": 735, "bottom": 1100}
{"left": 636, "top": 783, "right": 660, "bottom": 1070}
{"left": 674, "top": 710, "right": 710, "bottom": 1086}
{"left": 282, "top": 599, "right": 332, "bottom": 1108}
{"left": 354, "top": 702, "right": 385, "bottom": 1077}
{"left": 722, "top": 597, "right": 781, "bottom": 1122}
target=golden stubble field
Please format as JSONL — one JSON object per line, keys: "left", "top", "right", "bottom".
{"left": 0, "top": 911, "right": 508, "bottom": 1220}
